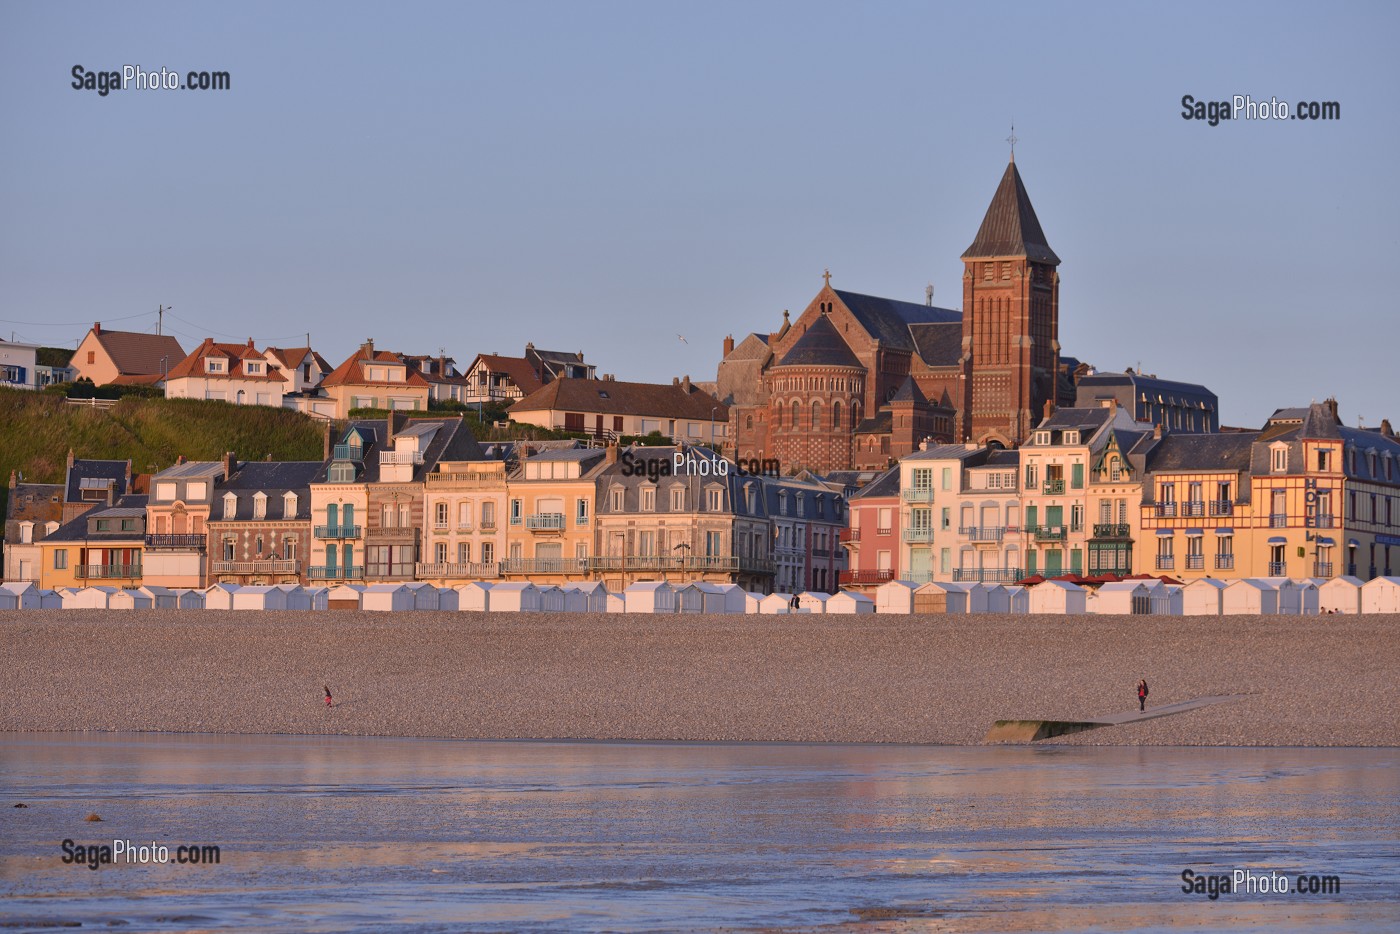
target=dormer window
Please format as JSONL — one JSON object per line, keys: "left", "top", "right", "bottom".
{"left": 1368, "top": 451, "right": 1378, "bottom": 477}
{"left": 19, "top": 521, "right": 34, "bottom": 544}
{"left": 1064, "top": 431, "right": 1080, "bottom": 446}
{"left": 206, "top": 359, "right": 225, "bottom": 373}
{"left": 796, "top": 492, "right": 805, "bottom": 514}
{"left": 640, "top": 487, "right": 655, "bottom": 511}
{"left": 246, "top": 361, "right": 262, "bottom": 375}
{"left": 1035, "top": 431, "right": 1051, "bottom": 445}
{"left": 328, "top": 463, "right": 355, "bottom": 483}
{"left": 778, "top": 491, "right": 788, "bottom": 516}
{"left": 223, "top": 492, "right": 237, "bottom": 519}
{"left": 706, "top": 486, "right": 723, "bottom": 511}
{"left": 253, "top": 491, "right": 267, "bottom": 520}
{"left": 1271, "top": 444, "right": 1288, "bottom": 473}
{"left": 670, "top": 486, "right": 685, "bottom": 511}
{"left": 1317, "top": 448, "right": 1331, "bottom": 472}
{"left": 609, "top": 487, "right": 624, "bottom": 511}
{"left": 283, "top": 491, "right": 298, "bottom": 518}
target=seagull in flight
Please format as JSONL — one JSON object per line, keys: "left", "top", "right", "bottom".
{"left": 677, "top": 334, "right": 688, "bottom": 344}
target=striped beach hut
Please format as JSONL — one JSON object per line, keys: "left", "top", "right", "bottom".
{"left": 710, "top": 583, "right": 747, "bottom": 614}
{"left": 538, "top": 585, "right": 567, "bottom": 613}
{"left": 402, "top": 582, "right": 441, "bottom": 612}
{"left": 302, "top": 586, "right": 329, "bottom": 610}
{"left": 454, "top": 581, "right": 493, "bottom": 612}
{"left": 1002, "top": 585, "right": 1030, "bottom": 614}
{"left": 173, "top": 588, "right": 205, "bottom": 609}
{"left": 272, "top": 584, "right": 313, "bottom": 611}
{"left": 825, "top": 590, "right": 875, "bottom": 614}
{"left": 136, "top": 585, "right": 178, "bottom": 609}
{"left": 0, "top": 589, "right": 17, "bottom": 610}
{"left": 564, "top": 582, "right": 611, "bottom": 613}
{"left": 435, "top": 587, "right": 460, "bottom": 611}
{"left": 1, "top": 582, "right": 49, "bottom": 610}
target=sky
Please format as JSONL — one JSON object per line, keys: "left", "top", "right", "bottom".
{"left": 1, "top": 0, "right": 1396, "bottom": 429}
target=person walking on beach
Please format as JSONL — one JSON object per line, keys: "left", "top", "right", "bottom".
{"left": 790, "top": 594, "right": 801, "bottom": 612}
{"left": 324, "top": 685, "right": 333, "bottom": 708}
{"left": 1137, "top": 679, "right": 1149, "bottom": 713}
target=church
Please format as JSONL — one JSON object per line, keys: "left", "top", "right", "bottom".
{"left": 715, "top": 156, "right": 1075, "bottom": 475}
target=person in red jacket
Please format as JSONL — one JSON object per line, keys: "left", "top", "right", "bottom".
{"left": 1137, "top": 679, "right": 1149, "bottom": 712}
{"left": 324, "top": 685, "right": 333, "bottom": 707}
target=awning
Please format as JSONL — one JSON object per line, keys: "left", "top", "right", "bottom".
{"left": 1349, "top": 538, "right": 1360, "bottom": 546}
{"left": 1317, "top": 537, "right": 1335, "bottom": 546}
{"left": 1215, "top": 528, "right": 1234, "bottom": 535}
{"left": 1268, "top": 536, "right": 1287, "bottom": 544}
{"left": 1185, "top": 529, "right": 1203, "bottom": 536}
{"left": 1156, "top": 529, "right": 1173, "bottom": 536}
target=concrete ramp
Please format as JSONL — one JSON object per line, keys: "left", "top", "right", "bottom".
{"left": 983, "top": 694, "right": 1247, "bottom": 743}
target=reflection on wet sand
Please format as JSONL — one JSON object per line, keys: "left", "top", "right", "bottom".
{"left": 1, "top": 735, "right": 1396, "bottom": 933}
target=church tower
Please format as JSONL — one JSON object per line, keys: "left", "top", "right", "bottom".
{"left": 958, "top": 157, "right": 1060, "bottom": 446}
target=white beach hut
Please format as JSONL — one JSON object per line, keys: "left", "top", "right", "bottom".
{"left": 1291, "top": 579, "right": 1320, "bottom": 615}
{"left": 1222, "top": 579, "right": 1279, "bottom": 616}
{"left": 1318, "top": 576, "right": 1364, "bottom": 614}
{"left": 711, "top": 583, "right": 748, "bottom": 614}
{"left": 135, "top": 585, "right": 178, "bottom": 609}
{"left": 560, "top": 586, "right": 590, "bottom": 613}
{"left": 758, "top": 592, "right": 794, "bottom": 614}
{"left": 605, "top": 591, "right": 626, "bottom": 613}
{"left": 361, "top": 583, "right": 415, "bottom": 613}
{"left": 272, "top": 584, "right": 313, "bottom": 611}
{"left": 302, "top": 586, "right": 329, "bottom": 610}
{"left": 963, "top": 583, "right": 1002, "bottom": 614}
{"left": 326, "top": 584, "right": 366, "bottom": 611}
{"left": 1, "top": 582, "right": 47, "bottom": 610}
{"left": 203, "top": 583, "right": 240, "bottom": 610}
{"left": 538, "top": 585, "right": 567, "bottom": 613}
{"left": 564, "top": 582, "right": 611, "bottom": 613}
{"left": 402, "top": 582, "right": 441, "bottom": 612}
{"left": 677, "top": 582, "right": 730, "bottom": 614}
{"left": 108, "top": 588, "right": 153, "bottom": 610}
{"left": 1142, "top": 580, "right": 1184, "bottom": 615}
{"left": 454, "top": 581, "right": 494, "bottom": 612}
{"left": 232, "top": 585, "right": 290, "bottom": 611}
{"left": 1361, "top": 576, "right": 1400, "bottom": 613}
{"left": 1182, "top": 578, "right": 1228, "bottom": 616}
{"left": 623, "top": 581, "right": 677, "bottom": 614}
{"left": 0, "top": 589, "right": 18, "bottom": 610}
{"left": 490, "top": 582, "right": 542, "bottom": 613}
{"left": 435, "top": 587, "right": 459, "bottom": 612}
{"left": 875, "top": 580, "right": 918, "bottom": 614}
{"left": 1028, "top": 580, "right": 1087, "bottom": 615}
{"left": 172, "top": 588, "right": 205, "bottom": 610}
{"left": 64, "top": 586, "right": 119, "bottom": 609}
{"left": 1093, "top": 581, "right": 1149, "bottom": 615}
{"left": 744, "top": 591, "right": 764, "bottom": 614}
{"left": 795, "top": 591, "right": 832, "bottom": 614}
{"left": 1002, "top": 585, "right": 1030, "bottom": 614}
{"left": 913, "top": 581, "right": 970, "bottom": 614}
{"left": 825, "top": 590, "right": 875, "bottom": 614}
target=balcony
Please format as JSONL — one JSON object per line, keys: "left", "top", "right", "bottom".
{"left": 902, "top": 488, "right": 935, "bottom": 503}
{"left": 1181, "top": 501, "right": 1206, "bottom": 518}
{"left": 1313, "top": 515, "right": 1335, "bottom": 529}
{"left": 585, "top": 555, "right": 775, "bottom": 574}
{"left": 1269, "top": 513, "right": 1288, "bottom": 528}
{"left": 379, "top": 450, "right": 425, "bottom": 466}
{"left": 839, "top": 569, "right": 895, "bottom": 585}
{"left": 426, "top": 470, "right": 504, "bottom": 489}
{"left": 308, "top": 565, "right": 364, "bottom": 580}
{"left": 365, "top": 525, "right": 416, "bottom": 541}
{"left": 1155, "top": 556, "right": 1175, "bottom": 570}
{"left": 500, "top": 557, "right": 589, "bottom": 575}
{"left": 314, "top": 525, "right": 361, "bottom": 539}
{"left": 524, "top": 513, "right": 566, "bottom": 531}
{"left": 1215, "top": 555, "right": 1235, "bottom": 570}
{"left": 1043, "top": 479, "right": 1065, "bottom": 495}
{"left": 1155, "top": 503, "right": 1177, "bottom": 517}
{"left": 1029, "top": 525, "right": 1066, "bottom": 542}
{"left": 211, "top": 559, "right": 298, "bottom": 574}
{"left": 1209, "top": 500, "right": 1234, "bottom": 517}
{"left": 902, "top": 527, "right": 936, "bottom": 543}
{"left": 415, "top": 562, "right": 500, "bottom": 579}
{"left": 812, "top": 547, "right": 830, "bottom": 558}
{"left": 144, "top": 534, "right": 205, "bottom": 550}
{"left": 76, "top": 564, "right": 142, "bottom": 580}
{"left": 839, "top": 528, "right": 860, "bottom": 545}
{"left": 959, "top": 526, "right": 1004, "bottom": 542}
{"left": 332, "top": 443, "right": 363, "bottom": 461}
{"left": 952, "top": 568, "right": 1024, "bottom": 583}
{"left": 1267, "top": 561, "right": 1286, "bottom": 576}
{"left": 1186, "top": 555, "right": 1205, "bottom": 570}
{"left": 1092, "top": 523, "right": 1131, "bottom": 539}
{"left": 876, "top": 527, "right": 892, "bottom": 536}
{"left": 1313, "top": 562, "right": 1334, "bottom": 577}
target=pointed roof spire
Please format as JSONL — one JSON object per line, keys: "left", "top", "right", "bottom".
{"left": 961, "top": 160, "right": 1060, "bottom": 265}
{"left": 888, "top": 374, "right": 927, "bottom": 406}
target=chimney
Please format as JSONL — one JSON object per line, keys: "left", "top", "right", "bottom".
{"left": 222, "top": 451, "right": 236, "bottom": 482}
{"left": 1043, "top": 398, "right": 1055, "bottom": 419}
{"left": 1153, "top": 423, "right": 1163, "bottom": 440}
{"left": 247, "top": 338, "right": 254, "bottom": 349}
{"left": 604, "top": 443, "right": 619, "bottom": 466}
{"left": 362, "top": 338, "right": 374, "bottom": 355}
{"left": 67, "top": 448, "right": 75, "bottom": 469}
{"left": 1382, "top": 419, "right": 1394, "bottom": 439}
{"left": 1324, "top": 397, "right": 1340, "bottom": 422}
{"left": 1108, "top": 397, "right": 1119, "bottom": 416}
{"left": 322, "top": 422, "right": 332, "bottom": 460}
{"left": 124, "top": 459, "right": 132, "bottom": 489}
{"left": 93, "top": 322, "right": 101, "bottom": 335}
{"left": 8, "top": 469, "right": 16, "bottom": 490}
{"left": 438, "top": 353, "right": 446, "bottom": 377}
{"left": 682, "top": 375, "right": 691, "bottom": 393}
{"left": 723, "top": 334, "right": 735, "bottom": 357}
{"left": 672, "top": 377, "right": 680, "bottom": 387}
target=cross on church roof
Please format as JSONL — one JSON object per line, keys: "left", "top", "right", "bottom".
{"left": 1006, "top": 123, "right": 1018, "bottom": 162}
{"left": 822, "top": 268, "right": 831, "bottom": 287}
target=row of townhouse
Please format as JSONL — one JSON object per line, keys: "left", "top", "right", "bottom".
{"left": 843, "top": 399, "right": 1400, "bottom": 586}
{"left": 9, "top": 420, "right": 844, "bottom": 594}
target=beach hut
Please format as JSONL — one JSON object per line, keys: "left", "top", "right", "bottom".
{"left": 1318, "top": 576, "right": 1364, "bottom": 614}
{"left": 564, "top": 582, "right": 611, "bottom": 613}
{"left": 232, "top": 585, "right": 289, "bottom": 611}
{"left": 326, "top": 584, "right": 366, "bottom": 611}
{"left": 300, "top": 586, "right": 328, "bottom": 610}
{"left": 744, "top": 591, "right": 764, "bottom": 614}
{"left": 1028, "top": 580, "right": 1087, "bottom": 615}
{"left": 108, "top": 588, "right": 153, "bottom": 610}
{"left": 1182, "top": 579, "right": 1228, "bottom": 616}
{"left": 875, "top": 580, "right": 918, "bottom": 614}
{"left": 538, "top": 585, "right": 566, "bottom": 612}
{"left": 361, "top": 583, "right": 415, "bottom": 613}
{"left": 435, "top": 587, "right": 459, "bottom": 612}
{"left": 710, "top": 583, "right": 748, "bottom": 614}
{"left": 1002, "top": 585, "right": 1030, "bottom": 614}
{"left": 1, "top": 582, "right": 48, "bottom": 610}
{"left": 1291, "top": 579, "right": 1320, "bottom": 615}
{"left": 454, "top": 581, "right": 493, "bottom": 612}
{"left": 135, "top": 585, "right": 178, "bottom": 609}
{"left": 490, "top": 582, "right": 542, "bottom": 613}
{"left": 1361, "top": 576, "right": 1400, "bottom": 613}
{"left": 172, "top": 588, "right": 205, "bottom": 610}
{"left": 1093, "top": 581, "right": 1149, "bottom": 615}
{"left": 0, "top": 589, "right": 17, "bottom": 610}
{"left": 758, "top": 592, "right": 793, "bottom": 614}
{"left": 963, "top": 583, "right": 1002, "bottom": 614}
{"left": 203, "top": 583, "right": 240, "bottom": 610}
{"left": 677, "top": 582, "right": 729, "bottom": 614}
{"left": 914, "top": 581, "right": 970, "bottom": 614}
{"left": 559, "top": 586, "right": 590, "bottom": 613}
{"left": 1221, "top": 579, "right": 1279, "bottom": 616}
{"left": 402, "top": 582, "right": 441, "bottom": 612}
{"left": 64, "top": 586, "right": 119, "bottom": 609}
{"left": 623, "top": 581, "right": 677, "bottom": 614}
{"left": 825, "top": 590, "right": 875, "bottom": 614}
{"left": 271, "top": 584, "right": 313, "bottom": 611}
{"left": 1141, "top": 580, "right": 1183, "bottom": 615}
{"left": 605, "top": 591, "right": 626, "bottom": 613}
{"left": 795, "top": 591, "right": 832, "bottom": 614}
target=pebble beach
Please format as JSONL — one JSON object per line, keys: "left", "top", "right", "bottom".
{"left": 2, "top": 611, "right": 1396, "bottom": 745}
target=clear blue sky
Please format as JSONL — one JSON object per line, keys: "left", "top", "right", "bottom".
{"left": 1, "top": 1, "right": 1395, "bottom": 428}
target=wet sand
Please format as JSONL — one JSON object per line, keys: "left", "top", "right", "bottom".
{"left": 2, "top": 611, "right": 1397, "bottom": 745}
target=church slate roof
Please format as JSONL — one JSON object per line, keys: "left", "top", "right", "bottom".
{"left": 908, "top": 321, "right": 964, "bottom": 367}
{"left": 832, "top": 290, "right": 961, "bottom": 352}
{"left": 775, "top": 314, "right": 864, "bottom": 368}
{"left": 961, "top": 160, "right": 1060, "bottom": 265}
{"left": 888, "top": 375, "right": 927, "bottom": 406}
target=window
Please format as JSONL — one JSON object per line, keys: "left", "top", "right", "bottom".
{"left": 481, "top": 542, "right": 494, "bottom": 564}
{"left": 1064, "top": 431, "right": 1079, "bottom": 446}
{"left": 670, "top": 486, "right": 685, "bottom": 511}
{"left": 941, "top": 507, "right": 950, "bottom": 530}
{"left": 510, "top": 499, "right": 522, "bottom": 525}
{"left": 1317, "top": 448, "right": 1330, "bottom": 472}
{"left": 255, "top": 534, "right": 264, "bottom": 555}
{"left": 87, "top": 350, "right": 95, "bottom": 365}
{"left": 481, "top": 502, "right": 495, "bottom": 528}
{"left": 253, "top": 492, "right": 267, "bottom": 520}
{"left": 121, "top": 519, "right": 136, "bottom": 532}
{"left": 156, "top": 482, "right": 177, "bottom": 501}
{"left": 576, "top": 498, "right": 589, "bottom": 524}
{"left": 96, "top": 519, "right": 111, "bottom": 531}
{"left": 459, "top": 501, "right": 471, "bottom": 528}
{"left": 223, "top": 539, "right": 235, "bottom": 561}
{"left": 285, "top": 539, "right": 297, "bottom": 561}
{"left": 707, "top": 487, "right": 723, "bottom": 511}
{"left": 19, "top": 522, "right": 33, "bottom": 544}
{"left": 328, "top": 463, "right": 355, "bottom": 483}
{"left": 1071, "top": 463, "right": 1084, "bottom": 489}
{"left": 458, "top": 542, "right": 470, "bottom": 564}
{"left": 941, "top": 467, "right": 952, "bottom": 491}
{"left": 1271, "top": 444, "right": 1288, "bottom": 473}
{"left": 609, "top": 487, "right": 624, "bottom": 511}
{"left": 1070, "top": 504, "right": 1083, "bottom": 531}
{"left": 435, "top": 502, "right": 448, "bottom": 528}
{"left": 1025, "top": 464, "right": 1038, "bottom": 488}
{"left": 223, "top": 493, "right": 237, "bottom": 519}
{"left": 435, "top": 542, "right": 447, "bottom": 563}
{"left": 54, "top": 549, "right": 68, "bottom": 569}
{"left": 1035, "top": 431, "right": 1050, "bottom": 445}
{"left": 284, "top": 492, "right": 298, "bottom": 518}
{"left": 641, "top": 487, "right": 656, "bottom": 511}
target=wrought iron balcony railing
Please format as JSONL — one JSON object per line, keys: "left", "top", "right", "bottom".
{"left": 308, "top": 565, "right": 364, "bottom": 580}
{"left": 1267, "top": 561, "right": 1287, "bottom": 576}
{"left": 959, "top": 526, "right": 1004, "bottom": 542}
{"left": 1043, "top": 479, "right": 1065, "bottom": 495}
{"left": 1155, "top": 556, "right": 1175, "bottom": 570}
{"left": 839, "top": 569, "right": 894, "bottom": 585}
{"left": 211, "top": 559, "right": 298, "bottom": 574}
{"left": 1269, "top": 514, "right": 1288, "bottom": 528}
{"left": 314, "top": 525, "right": 361, "bottom": 539}
{"left": 76, "top": 564, "right": 142, "bottom": 579}
{"left": 1215, "top": 555, "right": 1235, "bottom": 570}
{"left": 524, "top": 513, "right": 566, "bottom": 531}
{"left": 952, "top": 568, "right": 1024, "bottom": 583}
{"left": 1209, "top": 500, "right": 1233, "bottom": 517}
{"left": 1092, "top": 523, "right": 1131, "bottom": 539}
{"left": 1029, "top": 525, "right": 1066, "bottom": 542}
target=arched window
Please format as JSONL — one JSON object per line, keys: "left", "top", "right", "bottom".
{"left": 812, "top": 400, "right": 822, "bottom": 430}
{"left": 745, "top": 414, "right": 753, "bottom": 430}
{"left": 852, "top": 401, "right": 862, "bottom": 429}
{"left": 832, "top": 400, "right": 842, "bottom": 430}
{"left": 791, "top": 400, "right": 799, "bottom": 429}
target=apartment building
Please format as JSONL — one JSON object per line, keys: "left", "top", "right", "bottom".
{"left": 206, "top": 461, "right": 322, "bottom": 586}
{"left": 503, "top": 448, "right": 607, "bottom": 585}
{"left": 416, "top": 458, "right": 508, "bottom": 584}
{"left": 38, "top": 496, "right": 147, "bottom": 589}
{"left": 840, "top": 466, "right": 900, "bottom": 589}
{"left": 763, "top": 472, "right": 845, "bottom": 593}
{"left": 143, "top": 459, "right": 227, "bottom": 587}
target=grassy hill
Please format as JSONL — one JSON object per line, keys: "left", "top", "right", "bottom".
{"left": 0, "top": 388, "right": 326, "bottom": 521}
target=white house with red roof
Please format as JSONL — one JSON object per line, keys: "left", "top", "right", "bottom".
{"left": 163, "top": 338, "right": 288, "bottom": 407}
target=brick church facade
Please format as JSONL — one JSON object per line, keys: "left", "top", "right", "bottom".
{"left": 716, "top": 157, "right": 1073, "bottom": 475}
